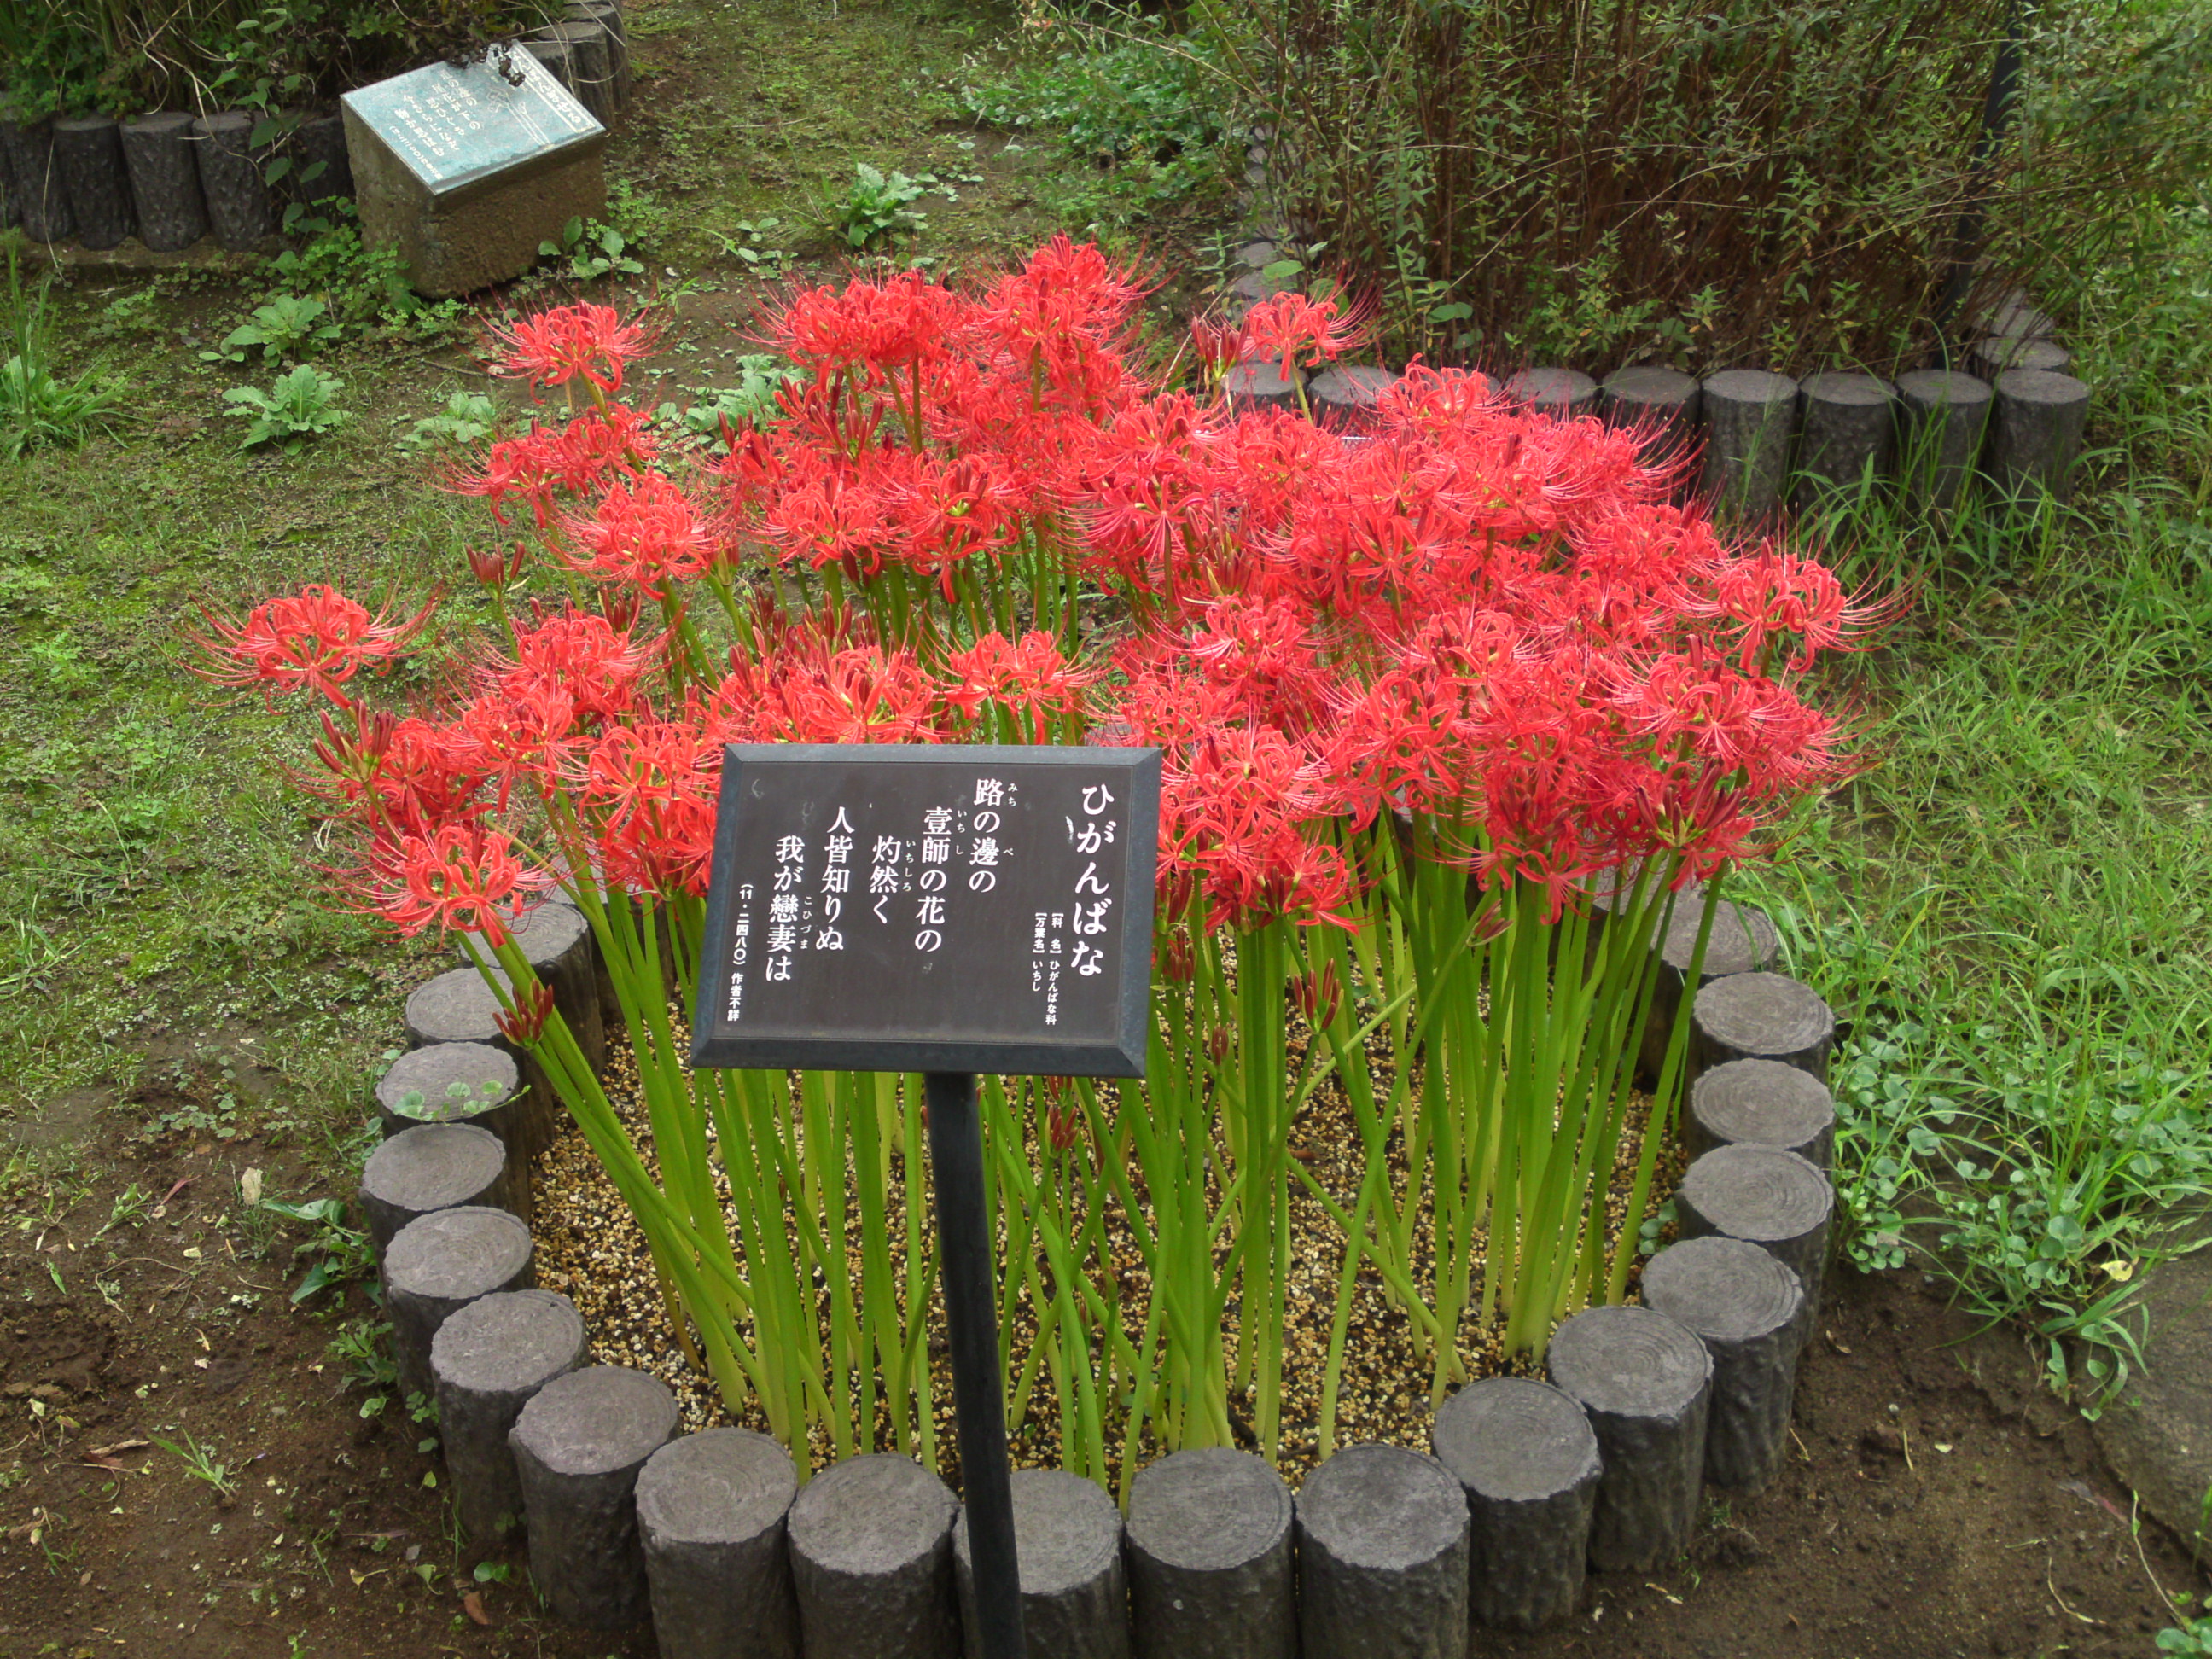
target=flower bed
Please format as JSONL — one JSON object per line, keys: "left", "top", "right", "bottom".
{"left": 204, "top": 239, "right": 1866, "bottom": 1637}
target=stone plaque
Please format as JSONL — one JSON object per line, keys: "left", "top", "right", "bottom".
{"left": 692, "top": 746, "right": 1161, "bottom": 1078}
{"left": 341, "top": 41, "right": 608, "bottom": 297}
{"left": 340, "top": 44, "right": 602, "bottom": 202}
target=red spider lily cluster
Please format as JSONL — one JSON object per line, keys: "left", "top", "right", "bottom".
{"left": 201, "top": 239, "right": 1870, "bottom": 946}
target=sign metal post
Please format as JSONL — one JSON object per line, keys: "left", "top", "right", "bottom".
{"left": 691, "top": 744, "right": 1160, "bottom": 1659}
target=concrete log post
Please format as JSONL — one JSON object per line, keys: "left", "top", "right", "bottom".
{"left": 119, "top": 114, "right": 209, "bottom": 252}
{"left": 1674, "top": 1144, "right": 1834, "bottom": 1324}
{"left": 1598, "top": 365, "right": 1700, "bottom": 476}
{"left": 1636, "top": 894, "right": 1781, "bottom": 1085}
{"left": 359, "top": 1122, "right": 511, "bottom": 1257}
{"left": 509, "top": 1366, "right": 678, "bottom": 1628}
{"left": 1691, "top": 972, "right": 1835, "bottom": 1083}
{"left": 288, "top": 111, "right": 354, "bottom": 206}
{"left": 375, "top": 1041, "right": 520, "bottom": 1139}
{"left": 1793, "top": 372, "right": 1895, "bottom": 509}
{"left": 1429, "top": 1377, "right": 1600, "bottom": 1632}
{"left": 1126, "top": 1447, "right": 1295, "bottom": 1659}
{"left": 1687, "top": 1058, "right": 1837, "bottom": 1171}
{"left": 1989, "top": 370, "right": 2091, "bottom": 504}
{"left": 1970, "top": 336, "right": 2069, "bottom": 381}
{"left": 52, "top": 117, "right": 135, "bottom": 249}
{"left": 1505, "top": 367, "right": 1599, "bottom": 421}
{"left": 1894, "top": 370, "right": 1994, "bottom": 515}
{"left": 189, "top": 112, "right": 274, "bottom": 250}
{"left": 1308, "top": 364, "right": 1401, "bottom": 428}
{"left": 430, "top": 1289, "right": 586, "bottom": 1542}
{"left": 1976, "top": 288, "right": 2055, "bottom": 341}
{"left": 0, "top": 121, "right": 74, "bottom": 242}
{"left": 569, "top": 1, "right": 631, "bottom": 111}
{"left": 954, "top": 1467, "right": 1130, "bottom": 1659}
{"left": 1222, "top": 359, "right": 1301, "bottom": 413}
{"left": 636, "top": 1428, "right": 802, "bottom": 1659}
{"left": 384, "top": 1206, "right": 534, "bottom": 1405}
{"left": 1639, "top": 1237, "right": 1807, "bottom": 1493}
{"left": 1545, "top": 1307, "right": 1712, "bottom": 1575}
{"left": 405, "top": 965, "right": 559, "bottom": 1162}
{"left": 536, "top": 21, "right": 617, "bottom": 123}
{"left": 787, "top": 1455, "right": 962, "bottom": 1659}
{"left": 521, "top": 36, "right": 580, "bottom": 95}
{"left": 1294, "top": 1444, "right": 1469, "bottom": 1659}
{"left": 1698, "top": 370, "right": 1800, "bottom": 521}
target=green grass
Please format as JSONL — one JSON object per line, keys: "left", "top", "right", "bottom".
{"left": 1734, "top": 193, "right": 2212, "bottom": 1406}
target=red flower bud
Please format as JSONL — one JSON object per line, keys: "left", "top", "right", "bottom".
{"left": 494, "top": 981, "right": 557, "bottom": 1045}
{"left": 1046, "top": 1103, "right": 1079, "bottom": 1155}
{"left": 1291, "top": 963, "right": 1342, "bottom": 1028}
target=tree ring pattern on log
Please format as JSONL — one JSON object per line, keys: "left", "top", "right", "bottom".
{"left": 385, "top": 1206, "right": 533, "bottom": 1301}
{"left": 1676, "top": 1144, "right": 1833, "bottom": 1247}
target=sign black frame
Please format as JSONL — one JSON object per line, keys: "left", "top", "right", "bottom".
{"left": 690, "top": 742, "right": 1160, "bottom": 1080}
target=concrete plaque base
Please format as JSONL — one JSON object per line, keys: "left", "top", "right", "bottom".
{"left": 341, "top": 44, "right": 607, "bottom": 298}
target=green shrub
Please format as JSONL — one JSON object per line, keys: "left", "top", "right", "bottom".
{"left": 1228, "top": 0, "right": 2212, "bottom": 370}
{"left": 0, "top": 0, "right": 563, "bottom": 119}
{"left": 224, "top": 365, "right": 347, "bottom": 453}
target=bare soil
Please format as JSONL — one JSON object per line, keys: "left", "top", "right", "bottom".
{"left": 0, "top": 1091, "right": 2197, "bottom": 1659}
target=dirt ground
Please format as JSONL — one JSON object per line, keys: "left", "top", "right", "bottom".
{"left": 0, "top": 1068, "right": 2197, "bottom": 1659}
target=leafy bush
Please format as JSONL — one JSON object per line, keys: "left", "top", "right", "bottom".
{"left": 1232, "top": 0, "right": 2212, "bottom": 369}
{"left": 538, "top": 217, "right": 647, "bottom": 282}
{"left": 397, "top": 390, "right": 500, "bottom": 455}
{"left": 958, "top": 21, "right": 1234, "bottom": 211}
{"left": 224, "top": 365, "right": 347, "bottom": 453}
{"left": 652, "top": 358, "right": 803, "bottom": 445}
{"left": 0, "top": 0, "right": 563, "bottom": 118}
{"left": 823, "top": 163, "right": 931, "bottom": 251}
{"left": 201, "top": 294, "right": 342, "bottom": 366}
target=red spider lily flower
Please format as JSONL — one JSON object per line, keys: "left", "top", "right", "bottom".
{"left": 769, "top": 269, "right": 967, "bottom": 381}
{"left": 891, "top": 454, "right": 1022, "bottom": 602}
{"left": 1689, "top": 546, "right": 1889, "bottom": 674}
{"left": 348, "top": 716, "right": 486, "bottom": 837}
{"left": 362, "top": 824, "right": 533, "bottom": 943}
{"left": 491, "top": 609, "right": 661, "bottom": 725}
{"left": 193, "top": 585, "right": 435, "bottom": 708}
{"left": 1240, "top": 291, "right": 1372, "bottom": 382}
{"left": 457, "top": 684, "right": 585, "bottom": 809}
{"left": 448, "top": 428, "right": 562, "bottom": 527}
{"left": 1150, "top": 724, "right": 1355, "bottom": 930}
{"left": 703, "top": 633, "right": 950, "bottom": 746}
{"left": 488, "top": 303, "right": 660, "bottom": 395}
{"left": 759, "top": 445, "right": 894, "bottom": 577}
{"left": 944, "top": 632, "right": 1099, "bottom": 742}
{"left": 974, "top": 236, "right": 1150, "bottom": 412}
{"left": 548, "top": 405, "right": 661, "bottom": 492}
{"left": 562, "top": 472, "right": 713, "bottom": 585}
{"left": 581, "top": 724, "right": 720, "bottom": 894}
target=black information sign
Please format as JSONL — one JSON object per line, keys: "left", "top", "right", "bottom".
{"left": 691, "top": 744, "right": 1160, "bottom": 1079}
{"left": 690, "top": 742, "right": 1159, "bottom": 1659}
